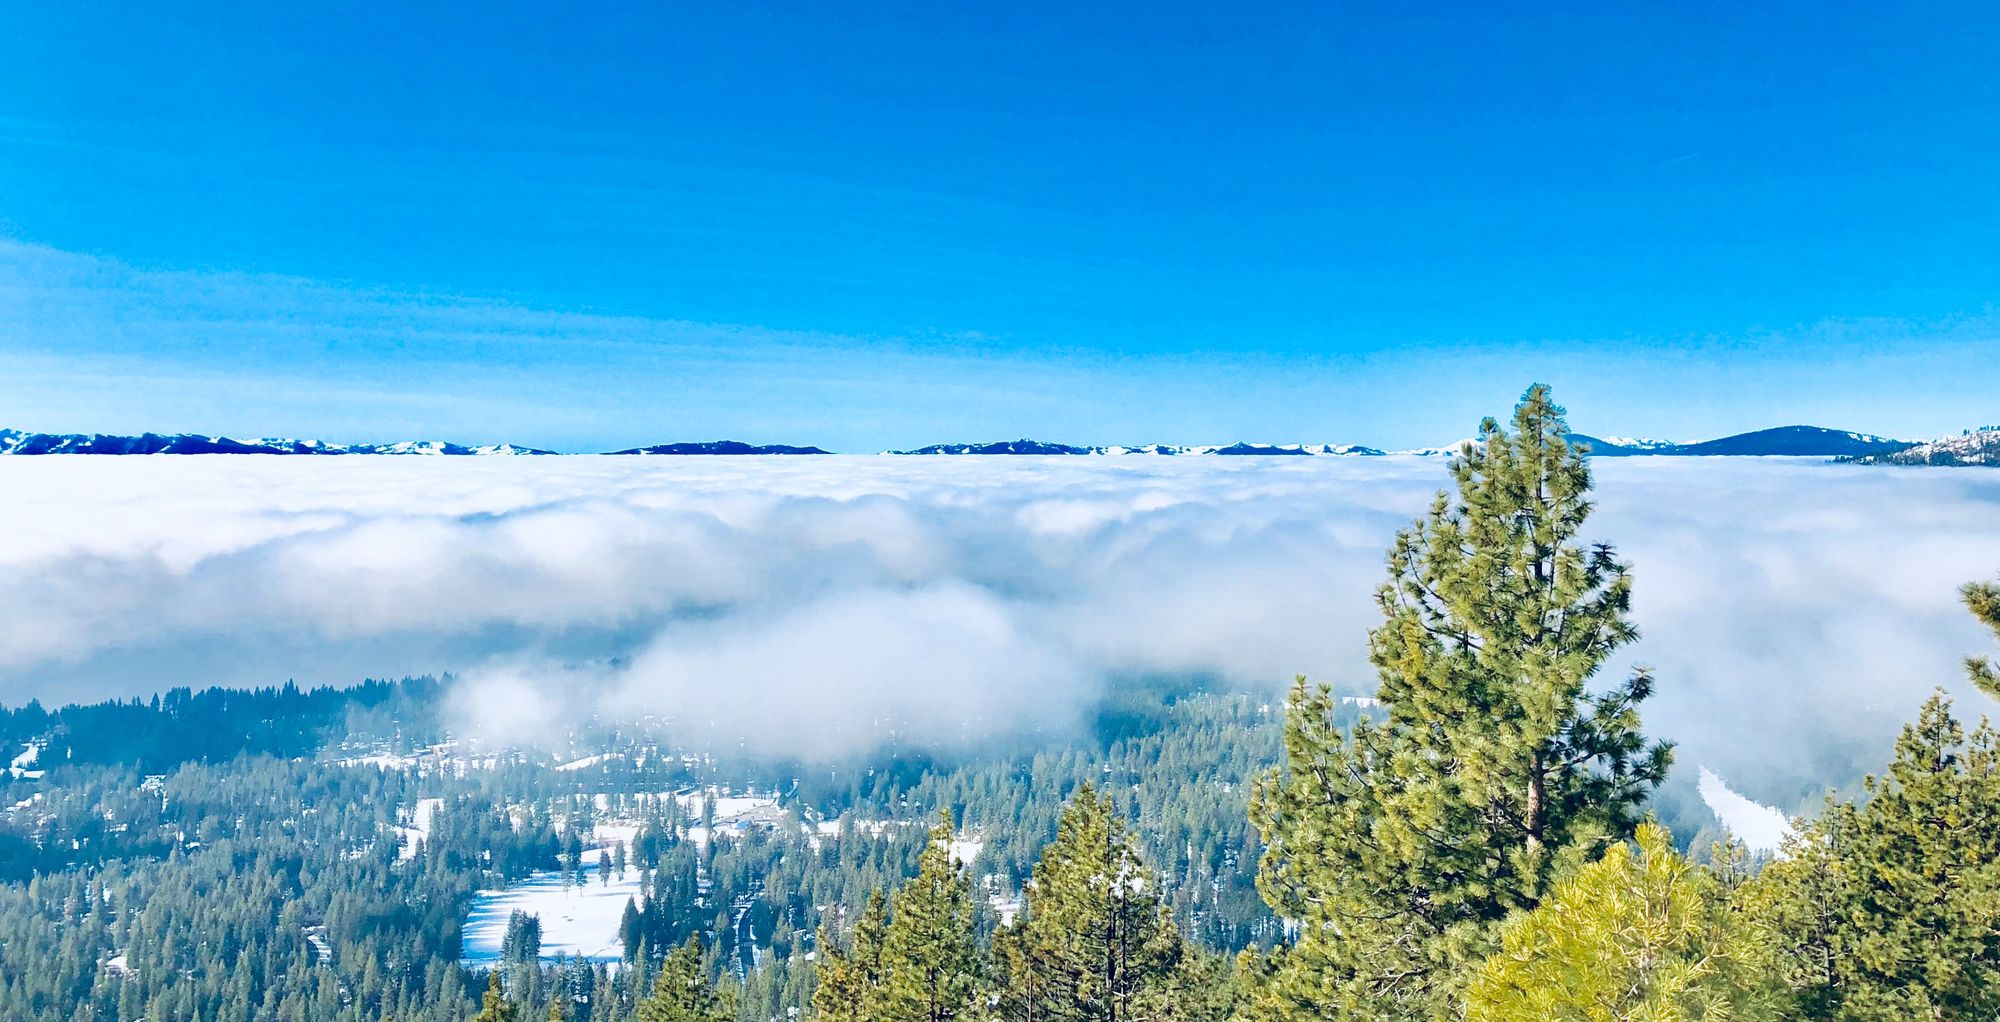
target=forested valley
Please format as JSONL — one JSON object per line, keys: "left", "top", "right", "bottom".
{"left": 3, "top": 388, "right": 1997, "bottom": 1022}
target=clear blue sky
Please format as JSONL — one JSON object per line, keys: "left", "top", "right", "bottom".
{"left": 2, "top": 1, "right": 1996, "bottom": 451}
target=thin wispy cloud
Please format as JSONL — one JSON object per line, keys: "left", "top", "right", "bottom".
{"left": 7, "top": 239, "right": 2000, "bottom": 453}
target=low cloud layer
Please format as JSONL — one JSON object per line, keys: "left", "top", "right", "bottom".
{"left": 1, "top": 455, "right": 1997, "bottom": 801}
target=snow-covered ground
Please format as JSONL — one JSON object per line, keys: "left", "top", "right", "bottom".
{"left": 337, "top": 752, "right": 420, "bottom": 770}
{"left": 1697, "top": 767, "right": 1794, "bottom": 854}
{"left": 398, "top": 797, "right": 444, "bottom": 860}
{"left": 461, "top": 868, "right": 643, "bottom": 966}
{"left": 586, "top": 822, "right": 641, "bottom": 861}
{"left": 9, "top": 742, "right": 44, "bottom": 780}
{"left": 988, "top": 893, "right": 1022, "bottom": 926}
{"left": 555, "top": 753, "right": 620, "bottom": 772}
{"left": 674, "top": 791, "right": 778, "bottom": 819}
{"left": 944, "top": 835, "right": 984, "bottom": 866}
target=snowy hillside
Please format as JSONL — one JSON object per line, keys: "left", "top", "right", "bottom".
{"left": 1854, "top": 427, "right": 2000, "bottom": 466}
{"left": 0, "top": 429, "right": 555, "bottom": 456}
{"left": 890, "top": 438, "right": 1386, "bottom": 456}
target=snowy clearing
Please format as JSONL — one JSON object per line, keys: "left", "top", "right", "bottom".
{"left": 1698, "top": 767, "right": 1794, "bottom": 854}
{"left": 461, "top": 868, "right": 644, "bottom": 967}
{"left": 9, "top": 742, "right": 43, "bottom": 780}
{"left": 398, "top": 798, "right": 444, "bottom": 861}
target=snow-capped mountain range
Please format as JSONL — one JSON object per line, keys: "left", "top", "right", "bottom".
{"left": 1851, "top": 427, "right": 2000, "bottom": 467}
{"left": 1567, "top": 426, "right": 1911, "bottom": 458}
{"left": 607, "top": 441, "right": 832, "bottom": 455}
{"left": 892, "top": 427, "right": 1915, "bottom": 459}
{"left": 889, "top": 440, "right": 1387, "bottom": 456}
{"left": 0, "top": 424, "right": 1939, "bottom": 459}
{"left": 0, "top": 429, "right": 556, "bottom": 456}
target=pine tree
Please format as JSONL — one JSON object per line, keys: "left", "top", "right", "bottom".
{"left": 1742, "top": 582, "right": 2000, "bottom": 1021}
{"left": 879, "top": 811, "right": 981, "bottom": 1022}
{"left": 1461, "top": 822, "right": 1784, "bottom": 1021}
{"left": 812, "top": 891, "right": 889, "bottom": 1022}
{"left": 994, "top": 784, "right": 1185, "bottom": 1022}
{"left": 502, "top": 911, "right": 543, "bottom": 964}
{"left": 472, "top": 973, "right": 518, "bottom": 1022}
{"left": 547, "top": 994, "right": 570, "bottom": 1022}
{"left": 636, "top": 936, "right": 730, "bottom": 1022}
{"left": 1157, "top": 945, "right": 1239, "bottom": 1022}
{"left": 621, "top": 898, "right": 644, "bottom": 960}
{"left": 1744, "top": 693, "right": 2000, "bottom": 1021}
{"left": 1965, "top": 577, "right": 2000, "bottom": 699}
{"left": 1245, "top": 386, "right": 1672, "bottom": 1021}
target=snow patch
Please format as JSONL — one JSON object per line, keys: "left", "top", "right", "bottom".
{"left": 461, "top": 867, "right": 645, "bottom": 966}
{"left": 398, "top": 797, "right": 444, "bottom": 860}
{"left": 9, "top": 742, "right": 43, "bottom": 779}
{"left": 1697, "top": 767, "right": 1793, "bottom": 854}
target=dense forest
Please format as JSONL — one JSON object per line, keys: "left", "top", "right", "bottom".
{"left": 3, "top": 387, "right": 1997, "bottom": 1021}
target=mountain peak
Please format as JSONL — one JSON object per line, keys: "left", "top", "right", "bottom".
{"left": 0, "top": 428, "right": 556, "bottom": 456}
{"left": 1851, "top": 427, "right": 2000, "bottom": 466}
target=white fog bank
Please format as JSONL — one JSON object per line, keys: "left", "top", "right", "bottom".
{"left": 1, "top": 455, "right": 1997, "bottom": 801}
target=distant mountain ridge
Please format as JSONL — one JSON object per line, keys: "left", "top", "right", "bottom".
{"left": 1850, "top": 427, "right": 2000, "bottom": 467}
{"left": 1568, "top": 426, "right": 1913, "bottom": 458}
{"left": 0, "top": 429, "right": 557, "bottom": 456}
{"left": 0, "top": 425, "right": 1924, "bottom": 458}
{"left": 887, "top": 439, "right": 1386, "bottom": 456}
{"left": 607, "top": 441, "right": 831, "bottom": 455}
{"left": 894, "top": 427, "right": 1912, "bottom": 458}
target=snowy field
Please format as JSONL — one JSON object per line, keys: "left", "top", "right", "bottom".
{"left": 2, "top": 455, "right": 1999, "bottom": 819}
{"left": 398, "top": 798, "right": 443, "bottom": 861}
{"left": 461, "top": 868, "right": 643, "bottom": 966}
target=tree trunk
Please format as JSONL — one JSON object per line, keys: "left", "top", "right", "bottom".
{"left": 1525, "top": 753, "right": 1545, "bottom": 858}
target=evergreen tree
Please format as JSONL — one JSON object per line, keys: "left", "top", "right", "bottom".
{"left": 1245, "top": 386, "right": 1672, "bottom": 1021}
{"left": 1965, "top": 577, "right": 2000, "bottom": 699}
{"left": 1157, "top": 946, "right": 1239, "bottom": 1022}
{"left": 811, "top": 891, "right": 888, "bottom": 1022}
{"left": 636, "top": 937, "right": 729, "bottom": 1022}
{"left": 471, "top": 973, "right": 518, "bottom": 1022}
{"left": 994, "top": 784, "right": 1184, "bottom": 1022}
{"left": 502, "top": 911, "right": 543, "bottom": 964}
{"left": 1744, "top": 693, "right": 2000, "bottom": 1021}
{"left": 1462, "top": 822, "right": 1784, "bottom": 1021}
{"left": 620, "top": 898, "right": 644, "bottom": 960}
{"left": 880, "top": 811, "right": 981, "bottom": 1022}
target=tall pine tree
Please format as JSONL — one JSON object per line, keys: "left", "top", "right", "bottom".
{"left": 636, "top": 937, "right": 730, "bottom": 1022}
{"left": 1745, "top": 694, "right": 2000, "bottom": 1021}
{"left": 471, "top": 973, "right": 518, "bottom": 1022}
{"left": 812, "top": 891, "right": 889, "bottom": 1022}
{"left": 880, "top": 811, "right": 982, "bottom": 1022}
{"left": 994, "top": 784, "right": 1185, "bottom": 1022}
{"left": 1245, "top": 385, "right": 1671, "bottom": 1021}
{"left": 1742, "top": 576, "right": 2000, "bottom": 1020}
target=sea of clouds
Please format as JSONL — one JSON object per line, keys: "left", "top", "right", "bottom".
{"left": 1, "top": 454, "right": 1997, "bottom": 819}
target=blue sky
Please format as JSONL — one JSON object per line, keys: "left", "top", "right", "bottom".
{"left": 2, "top": 1, "right": 1996, "bottom": 451}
